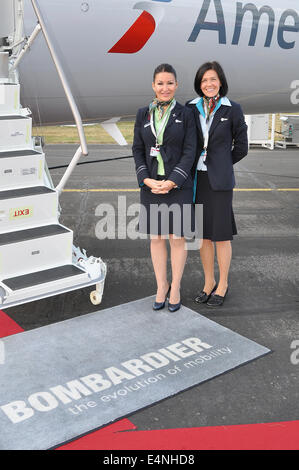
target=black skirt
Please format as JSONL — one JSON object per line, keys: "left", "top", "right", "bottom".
{"left": 195, "top": 171, "right": 237, "bottom": 241}
{"left": 139, "top": 183, "right": 195, "bottom": 237}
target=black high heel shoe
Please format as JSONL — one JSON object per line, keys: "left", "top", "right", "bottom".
{"left": 194, "top": 282, "right": 217, "bottom": 304}
{"left": 168, "top": 288, "right": 181, "bottom": 312}
{"left": 168, "top": 300, "right": 181, "bottom": 312}
{"left": 206, "top": 287, "right": 229, "bottom": 307}
{"left": 153, "top": 286, "right": 170, "bottom": 311}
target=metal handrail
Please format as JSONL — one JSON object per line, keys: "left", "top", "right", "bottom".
{"left": 30, "top": 0, "right": 88, "bottom": 194}
{"left": 30, "top": 0, "right": 88, "bottom": 155}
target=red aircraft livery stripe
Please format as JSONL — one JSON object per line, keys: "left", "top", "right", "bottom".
{"left": 0, "top": 310, "right": 298, "bottom": 450}
{"left": 108, "top": 11, "right": 156, "bottom": 54}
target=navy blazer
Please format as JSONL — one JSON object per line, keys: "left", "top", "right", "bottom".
{"left": 186, "top": 98, "right": 248, "bottom": 191}
{"left": 132, "top": 102, "right": 197, "bottom": 189}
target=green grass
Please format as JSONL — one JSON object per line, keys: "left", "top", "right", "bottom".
{"left": 32, "top": 121, "right": 135, "bottom": 144}
{"left": 33, "top": 113, "right": 299, "bottom": 144}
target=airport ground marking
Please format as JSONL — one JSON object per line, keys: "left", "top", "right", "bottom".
{"left": 62, "top": 188, "right": 299, "bottom": 193}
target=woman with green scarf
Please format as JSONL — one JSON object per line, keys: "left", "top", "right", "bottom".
{"left": 133, "top": 63, "right": 197, "bottom": 312}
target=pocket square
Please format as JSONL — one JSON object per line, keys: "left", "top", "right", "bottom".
{"left": 221, "top": 118, "right": 228, "bottom": 121}
{"left": 175, "top": 119, "right": 182, "bottom": 123}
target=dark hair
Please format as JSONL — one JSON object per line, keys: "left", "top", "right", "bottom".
{"left": 153, "top": 63, "right": 177, "bottom": 82}
{"left": 194, "top": 61, "right": 228, "bottom": 97}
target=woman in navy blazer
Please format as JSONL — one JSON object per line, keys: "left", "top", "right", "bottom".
{"left": 133, "top": 64, "right": 197, "bottom": 312}
{"left": 186, "top": 61, "right": 248, "bottom": 307}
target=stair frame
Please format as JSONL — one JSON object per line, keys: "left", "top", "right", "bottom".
{"left": 0, "top": 2, "right": 106, "bottom": 308}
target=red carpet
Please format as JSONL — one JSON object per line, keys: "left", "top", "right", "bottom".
{"left": 1, "top": 309, "right": 298, "bottom": 450}
{"left": 0, "top": 310, "right": 24, "bottom": 336}
{"left": 58, "top": 420, "right": 299, "bottom": 450}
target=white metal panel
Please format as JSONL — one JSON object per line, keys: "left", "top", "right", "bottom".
{"left": 0, "top": 152, "right": 44, "bottom": 190}
{"left": 246, "top": 115, "right": 269, "bottom": 141}
{"left": 0, "top": 2, "right": 15, "bottom": 38}
{"left": 0, "top": 229, "right": 73, "bottom": 278}
{"left": 0, "top": 190, "right": 58, "bottom": 233}
{"left": 0, "top": 52, "right": 9, "bottom": 80}
{"left": 0, "top": 117, "right": 32, "bottom": 151}
{"left": 245, "top": 114, "right": 275, "bottom": 150}
{"left": 0, "top": 84, "right": 20, "bottom": 115}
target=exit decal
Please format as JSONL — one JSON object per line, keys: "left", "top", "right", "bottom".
{"left": 9, "top": 206, "right": 33, "bottom": 220}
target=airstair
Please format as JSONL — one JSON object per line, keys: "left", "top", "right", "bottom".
{"left": 0, "top": 1, "right": 106, "bottom": 308}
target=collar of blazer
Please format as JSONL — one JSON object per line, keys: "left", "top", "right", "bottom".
{"left": 149, "top": 101, "right": 184, "bottom": 138}
{"left": 188, "top": 96, "right": 232, "bottom": 142}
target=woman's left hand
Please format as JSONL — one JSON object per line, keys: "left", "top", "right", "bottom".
{"left": 151, "top": 180, "right": 177, "bottom": 194}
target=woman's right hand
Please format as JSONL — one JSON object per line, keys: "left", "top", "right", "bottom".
{"left": 143, "top": 178, "right": 164, "bottom": 192}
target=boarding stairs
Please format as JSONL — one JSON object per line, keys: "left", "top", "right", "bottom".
{"left": 0, "top": 3, "right": 106, "bottom": 308}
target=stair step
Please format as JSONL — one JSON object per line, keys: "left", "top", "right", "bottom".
{"left": 0, "top": 149, "right": 42, "bottom": 159}
{"left": 0, "top": 224, "right": 69, "bottom": 246}
{"left": 0, "top": 115, "right": 32, "bottom": 151}
{"left": 0, "top": 224, "right": 73, "bottom": 279}
{"left": 2, "top": 264, "right": 85, "bottom": 291}
{"left": 0, "top": 150, "right": 45, "bottom": 190}
{"left": 0, "top": 185, "right": 54, "bottom": 200}
{"left": 0, "top": 186, "right": 58, "bottom": 232}
{"left": 0, "top": 115, "right": 27, "bottom": 120}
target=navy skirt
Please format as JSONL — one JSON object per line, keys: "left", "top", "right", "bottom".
{"left": 139, "top": 183, "right": 195, "bottom": 237}
{"left": 195, "top": 171, "right": 237, "bottom": 241}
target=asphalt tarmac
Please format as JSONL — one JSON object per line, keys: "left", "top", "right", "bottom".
{"left": 4, "top": 144, "right": 299, "bottom": 432}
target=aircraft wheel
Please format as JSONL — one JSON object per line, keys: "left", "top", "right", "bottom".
{"left": 90, "top": 290, "right": 102, "bottom": 305}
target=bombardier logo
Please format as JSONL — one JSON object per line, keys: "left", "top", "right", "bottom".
{"left": 0, "top": 337, "right": 213, "bottom": 424}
